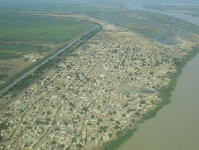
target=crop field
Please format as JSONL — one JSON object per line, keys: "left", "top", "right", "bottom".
{"left": 0, "top": 14, "right": 94, "bottom": 54}
{"left": 0, "top": 15, "right": 93, "bottom": 43}
{"left": 0, "top": 51, "right": 15, "bottom": 59}
{"left": 1, "top": 24, "right": 93, "bottom": 42}
{"left": 0, "top": 43, "right": 41, "bottom": 60}
{"left": 0, "top": 13, "right": 94, "bottom": 87}
{"left": 0, "top": 44, "right": 40, "bottom": 52}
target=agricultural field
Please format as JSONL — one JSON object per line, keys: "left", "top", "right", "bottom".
{"left": 0, "top": 13, "right": 94, "bottom": 87}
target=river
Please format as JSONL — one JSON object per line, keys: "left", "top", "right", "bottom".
{"left": 125, "top": 4, "right": 199, "bottom": 26}
{"left": 118, "top": 4, "right": 199, "bottom": 150}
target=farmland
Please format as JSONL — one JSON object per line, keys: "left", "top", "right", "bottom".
{"left": 0, "top": 14, "right": 94, "bottom": 87}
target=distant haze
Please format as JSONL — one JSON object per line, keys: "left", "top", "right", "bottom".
{"left": 0, "top": 0, "right": 198, "bottom": 5}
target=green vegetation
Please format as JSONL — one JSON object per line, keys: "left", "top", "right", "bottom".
{"left": 134, "top": 10, "right": 199, "bottom": 35}
{"left": 1, "top": 25, "right": 101, "bottom": 98}
{"left": 1, "top": 24, "right": 93, "bottom": 42}
{"left": 0, "top": 44, "right": 41, "bottom": 52}
{"left": 123, "top": 22, "right": 160, "bottom": 39}
{"left": 102, "top": 46, "right": 199, "bottom": 150}
{"left": 59, "top": 24, "right": 102, "bottom": 56}
{"left": 0, "top": 121, "right": 8, "bottom": 130}
{"left": 0, "top": 51, "right": 15, "bottom": 59}
{"left": 103, "top": 128, "right": 138, "bottom": 150}
{"left": 0, "top": 14, "right": 94, "bottom": 60}
{"left": 0, "top": 14, "right": 93, "bottom": 43}
{"left": 3, "top": 57, "right": 61, "bottom": 97}
{"left": 0, "top": 13, "right": 96, "bottom": 94}
{"left": 0, "top": 121, "right": 9, "bottom": 141}
{"left": 91, "top": 10, "right": 161, "bottom": 39}
{"left": 0, "top": 74, "right": 8, "bottom": 80}
{"left": 93, "top": 9, "right": 199, "bottom": 43}
{"left": 143, "top": 47, "right": 199, "bottom": 120}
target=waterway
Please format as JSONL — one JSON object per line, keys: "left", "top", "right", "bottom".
{"left": 0, "top": 25, "right": 98, "bottom": 96}
{"left": 118, "top": 4, "right": 199, "bottom": 150}
{"left": 125, "top": 4, "right": 199, "bottom": 26}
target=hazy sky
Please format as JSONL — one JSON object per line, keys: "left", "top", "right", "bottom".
{"left": 0, "top": 0, "right": 198, "bottom": 4}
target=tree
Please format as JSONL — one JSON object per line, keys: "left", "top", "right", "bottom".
{"left": 22, "top": 121, "right": 28, "bottom": 125}
{"left": 47, "top": 111, "right": 51, "bottom": 115}
{"left": 91, "top": 137, "right": 96, "bottom": 140}
{"left": 98, "top": 118, "right": 103, "bottom": 122}
{"left": 64, "top": 121, "right": 68, "bottom": 125}
{"left": 51, "top": 141, "right": 56, "bottom": 145}
{"left": 52, "top": 119, "right": 56, "bottom": 125}
{"left": 77, "top": 143, "right": 82, "bottom": 148}
{"left": 72, "top": 137, "right": 76, "bottom": 143}
{"left": 110, "top": 118, "right": 114, "bottom": 121}
{"left": 135, "top": 111, "right": 140, "bottom": 115}
{"left": 114, "top": 125, "right": 120, "bottom": 129}
{"left": 116, "top": 121, "right": 120, "bottom": 124}
{"left": 82, "top": 107, "right": 88, "bottom": 112}
{"left": 59, "top": 144, "right": 65, "bottom": 148}
{"left": 0, "top": 133, "right": 3, "bottom": 141}
{"left": 140, "top": 100, "right": 146, "bottom": 104}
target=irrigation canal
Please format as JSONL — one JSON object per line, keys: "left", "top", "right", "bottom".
{"left": 0, "top": 25, "right": 98, "bottom": 96}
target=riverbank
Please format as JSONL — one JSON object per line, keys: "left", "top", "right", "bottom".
{"left": 101, "top": 46, "right": 199, "bottom": 150}
{"left": 99, "top": 4, "right": 199, "bottom": 150}
{"left": 143, "top": 46, "right": 199, "bottom": 120}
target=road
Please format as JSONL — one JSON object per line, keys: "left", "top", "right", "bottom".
{"left": 0, "top": 25, "right": 98, "bottom": 95}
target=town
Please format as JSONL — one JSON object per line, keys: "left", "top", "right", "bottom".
{"left": 0, "top": 14, "right": 193, "bottom": 150}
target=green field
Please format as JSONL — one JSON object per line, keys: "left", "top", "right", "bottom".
{"left": 0, "top": 43, "right": 41, "bottom": 59}
{"left": 0, "top": 15, "right": 93, "bottom": 42}
{"left": 0, "top": 51, "right": 15, "bottom": 59}
{"left": 0, "top": 14, "right": 94, "bottom": 57}
{"left": 1, "top": 24, "right": 93, "bottom": 42}
{"left": 0, "top": 44, "right": 39, "bottom": 52}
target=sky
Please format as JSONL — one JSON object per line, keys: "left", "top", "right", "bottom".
{"left": 0, "top": 0, "right": 198, "bottom": 5}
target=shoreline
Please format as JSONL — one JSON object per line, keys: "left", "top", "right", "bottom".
{"left": 101, "top": 46, "right": 199, "bottom": 150}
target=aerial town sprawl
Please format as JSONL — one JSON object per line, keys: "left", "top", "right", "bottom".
{"left": 0, "top": 13, "right": 198, "bottom": 150}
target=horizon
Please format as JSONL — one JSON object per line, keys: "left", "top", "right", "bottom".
{"left": 0, "top": 0, "right": 199, "bottom": 5}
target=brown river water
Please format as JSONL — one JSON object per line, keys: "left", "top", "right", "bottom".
{"left": 118, "top": 4, "right": 199, "bottom": 150}
{"left": 118, "top": 52, "right": 199, "bottom": 150}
